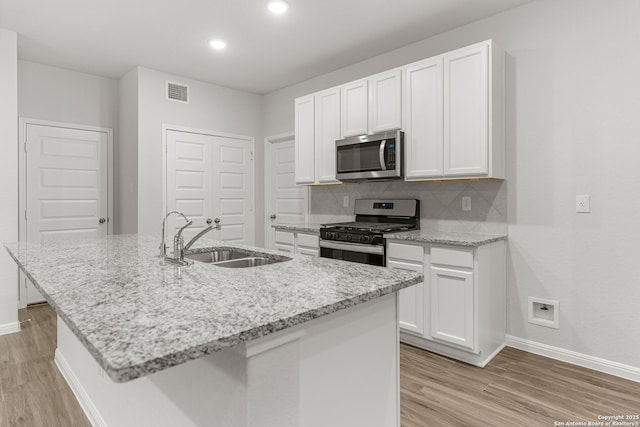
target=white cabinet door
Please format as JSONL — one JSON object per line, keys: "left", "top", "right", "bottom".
{"left": 443, "top": 43, "right": 489, "bottom": 176}
{"left": 369, "top": 69, "right": 402, "bottom": 133}
{"left": 388, "top": 259, "right": 424, "bottom": 335}
{"left": 294, "top": 95, "right": 315, "bottom": 184}
{"left": 314, "top": 88, "right": 341, "bottom": 184}
{"left": 430, "top": 266, "right": 474, "bottom": 350}
{"left": 275, "top": 230, "right": 295, "bottom": 254}
{"left": 404, "top": 57, "right": 444, "bottom": 179}
{"left": 341, "top": 79, "right": 368, "bottom": 137}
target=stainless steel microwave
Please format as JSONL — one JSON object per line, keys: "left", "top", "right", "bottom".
{"left": 336, "top": 130, "right": 403, "bottom": 182}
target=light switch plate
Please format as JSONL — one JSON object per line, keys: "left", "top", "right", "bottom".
{"left": 576, "top": 195, "right": 590, "bottom": 213}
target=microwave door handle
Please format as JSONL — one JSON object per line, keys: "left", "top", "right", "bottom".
{"left": 379, "top": 139, "right": 387, "bottom": 171}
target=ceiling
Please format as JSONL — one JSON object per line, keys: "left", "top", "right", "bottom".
{"left": 0, "top": 0, "right": 532, "bottom": 94}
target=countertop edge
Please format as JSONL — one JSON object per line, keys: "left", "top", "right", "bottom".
{"left": 108, "top": 273, "right": 423, "bottom": 382}
{"left": 271, "top": 223, "right": 321, "bottom": 233}
{"left": 383, "top": 231, "right": 508, "bottom": 247}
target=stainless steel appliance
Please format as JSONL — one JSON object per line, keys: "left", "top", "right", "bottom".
{"left": 336, "top": 130, "right": 403, "bottom": 181}
{"left": 320, "top": 199, "right": 419, "bottom": 266}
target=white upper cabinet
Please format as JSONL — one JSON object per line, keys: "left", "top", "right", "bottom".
{"left": 294, "top": 89, "right": 341, "bottom": 185}
{"left": 315, "top": 88, "right": 341, "bottom": 184}
{"left": 404, "top": 57, "right": 444, "bottom": 179}
{"left": 341, "top": 69, "right": 402, "bottom": 138}
{"left": 294, "top": 95, "right": 315, "bottom": 185}
{"left": 340, "top": 79, "right": 369, "bottom": 137}
{"left": 404, "top": 40, "right": 504, "bottom": 180}
{"left": 443, "top": 43, "right": 489, "bottom": 176}
{"left": 369, "top": 69, "right": 402, "bottom": 133}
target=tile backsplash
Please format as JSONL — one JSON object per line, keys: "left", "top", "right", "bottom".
{"left": 310, "top": 180, "right": 507, "bottom": 235}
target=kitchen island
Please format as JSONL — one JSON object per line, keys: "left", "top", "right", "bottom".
{"left": 4, "top": 234, "right": 422, "bottom": 427}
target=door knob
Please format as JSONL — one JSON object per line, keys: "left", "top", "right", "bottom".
{"left": 99, "top": 218, "right": 106, "bottom": 224}
{"left": 270, "top": 214, "right": 276, "bottom": 219}
{"left": 206, "top": 218, "right": 213, "bottom": 225}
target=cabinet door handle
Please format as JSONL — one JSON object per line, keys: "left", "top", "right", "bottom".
{"left": 206, "top": 218, "right": 213, "bottom": 225}
{"left": 270, "top": 214, "right": 276, "bottom": 219}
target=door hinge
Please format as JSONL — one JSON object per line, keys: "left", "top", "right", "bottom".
{"left": 250, "top": 151, "right": 254, "bottom": 161}
{"left": 24, "top": 210, "right": 27, "bottom": 220}
{"left": 23, "top": 142, "right": 27, "bottom": 153}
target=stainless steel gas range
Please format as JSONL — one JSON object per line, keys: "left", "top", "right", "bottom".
{"left": 319, "top": 199, "right": 420, "bottom": 266}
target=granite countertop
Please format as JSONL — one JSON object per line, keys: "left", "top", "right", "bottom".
{"left": 383, "top": 230, "right": 507, "bottom": 247}
{"left": 271, "top": 222, "right": 322, "bottom": 233}
{"left": 4, "top": 234, "right": 421, "bottom": 383}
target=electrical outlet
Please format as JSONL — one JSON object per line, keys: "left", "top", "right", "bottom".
{"left": 576, "top": 195, "right": 590, "bottom": 213}
{"left": 343, "top": 196, "right": 349, "bottom": 208}
{"left": 462, "top": 196, "right": 471, "bottom": 211}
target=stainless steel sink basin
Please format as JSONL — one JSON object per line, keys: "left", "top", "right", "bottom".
{"left": 213, "top": 257, "right": 287, "bottom": 268}
{"left": 184, "top": 248, "right": 291, "bottom": 268}
{"left": 184, "top": 249, "right": 250, "bottom": 263}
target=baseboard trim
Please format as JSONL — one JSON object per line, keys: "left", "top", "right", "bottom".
{"left": 506, "top": 335, "right": 640, "bottom": 383}
{"left": 54, "top": 349, "right": 107, "bottom": 427}
{"left": 0, "top": 321, "right": 20, "bottom": 336}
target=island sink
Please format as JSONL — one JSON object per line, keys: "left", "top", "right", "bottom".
{"left": 184, "top": 247, "right": 291, "bottom": 267}
{"left": 184, "top": 248, "right": 250, "bottom": 263}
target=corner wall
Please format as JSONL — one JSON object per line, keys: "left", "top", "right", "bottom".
{"left": 263, "top": 0, "right": 640, "bottom": 371}
{"left": 0, "top": 29, "right": 19, "bottom": 332}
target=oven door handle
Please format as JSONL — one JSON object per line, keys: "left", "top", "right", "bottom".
{"left": 379, "top": 139, "right": 387, "bottom": 171}
{"left": 320, "top": 240, "right": 385, "bottom": 255}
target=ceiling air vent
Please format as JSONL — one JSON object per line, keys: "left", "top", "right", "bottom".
{"left": 167, "top": 81, "right": 189, "bottom": 103}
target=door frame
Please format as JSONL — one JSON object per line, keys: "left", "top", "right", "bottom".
{"left": 263, "top": 132, "right": 310, "bottom": 249}
{"left": 18, "top": 118, "right": 114, "bottom": 307}
{"left": 161, "top": 124, "right": 255, "bottom": 244}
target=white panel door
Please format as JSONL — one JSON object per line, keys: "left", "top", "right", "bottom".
{"left": 369, "top": 69, "right": 402, "bottom": 133}
{"left": 166, "top": 130, "right": 214, "bottom": 241}
{"left": 25, "top": 123, "right": 109, "bottom": 303}
{"left": 443, "top": 43, "right": 489, "bottom": 176}
{"left": 314, "top": 88, "right": 341, "bottom": 184}
{"left": 267, "top": 137, "right": 308, "bottom": 250}
{"left": 212, "top": 136, "right": 254, "bottom": 245}
{"left": 340, "top": 79, "right": 368, "bottom": 137}
{"left": 404, "top": 57, "right": 444, "bottom": 179}
{"left": 294, "top": 95, "right": 315, "bottom": 184}
{"left": 388, "top": 259, "right": 424, "bottom": 335}
{"left": 430, "top": 266, "right": 475, "bottom": 350}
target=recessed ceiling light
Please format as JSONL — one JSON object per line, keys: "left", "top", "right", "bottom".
{"left": 209, "top": 39, "right": 227, "bottom": 50}
{"left": 266, "top": 0, "right": 289, "bottom": 14}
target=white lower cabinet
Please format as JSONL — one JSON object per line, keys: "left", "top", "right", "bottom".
{"left": 387, "top": 239, "right": 506, "bottom": 367}
{"left": 274, "top": 230, "right": 319, "bottom": 256}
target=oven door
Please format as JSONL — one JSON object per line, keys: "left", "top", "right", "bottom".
{"left": 319, "top": 240, "right": 385, "bottom": 266}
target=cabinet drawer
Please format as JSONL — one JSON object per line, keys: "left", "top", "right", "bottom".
{"left": 298, "top": 247, "right": 319, "bottom": 257}
{"left": 275, "top": 231, "right": 295, "bottom": 245}
{"left": 388, "top": 242, "right": 424, "bottom": 263}
{"left": 431, "top": 247, "right": 473, "bottom": 268}
{"left": 297, "top": 232, "right": 319, "bottom": 248}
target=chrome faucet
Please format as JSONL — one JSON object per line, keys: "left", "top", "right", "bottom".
{"left": 160, "top": 212, "right": 221, "bottom": 266}
{"left": 160, "top": 211, "right": 192, "bottom": 266}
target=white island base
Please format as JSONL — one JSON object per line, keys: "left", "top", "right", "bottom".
{"left": 55, "top": 293, "right": 400, "bottom": 427}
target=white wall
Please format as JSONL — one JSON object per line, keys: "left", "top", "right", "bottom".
{"left": 136, "top": 67, "right": 263, "bottom": 243}
{"left": 263, "top": 0, "right": 640, "bottom": 370}
{"left": 0, "top": 29, "right": 19, "bottom": 331}
{"left": 117, "top": 68, "right": 139, "bottom": 234}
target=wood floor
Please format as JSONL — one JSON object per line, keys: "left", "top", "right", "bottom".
{"left": 401, "top": 343, "right": 640, "bottom": 426}
{"left": 1, "top": 305, "right": 639, "bottom": 427}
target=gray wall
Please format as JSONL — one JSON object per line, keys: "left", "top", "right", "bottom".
{"left": 117, "top": 68, "right": 139, "bottom": 234}
{"left": 263, "top": 0, "right": 640, "bottom": 369}
{"left": 0, "top": 29, "right": 18, "bottom": 329}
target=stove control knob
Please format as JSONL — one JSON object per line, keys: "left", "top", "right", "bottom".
{"left": 360, "top": 235, "right": 370, "bottom": 243}
{"left": 346, "top": 234, "right": 353, "bottom": 241}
